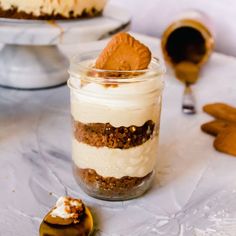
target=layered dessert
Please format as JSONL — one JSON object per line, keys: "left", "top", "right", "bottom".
{"left": 69, "top": 33, "right": 164, "bottom": 200}
{"left": 39, "top": 196, "right": 93, "bottom": 236}
{"left": 0, "top": 0, "right": 107, "bottom": 20}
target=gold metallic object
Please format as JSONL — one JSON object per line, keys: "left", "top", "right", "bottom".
{"left": 39, "top": 207, "right": 93, "bottom": 236}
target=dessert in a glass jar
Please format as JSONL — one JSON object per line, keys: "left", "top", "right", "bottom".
{"left": 68, "top": 33, "right": 165, "bottom": 200}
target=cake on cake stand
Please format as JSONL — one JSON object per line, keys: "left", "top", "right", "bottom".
{"left": 0, "top": 5, "right": 131, "bottom": 90}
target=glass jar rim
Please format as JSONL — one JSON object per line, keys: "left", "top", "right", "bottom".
{"left": 68, "top": 50, "right": 166, "bottom": 86}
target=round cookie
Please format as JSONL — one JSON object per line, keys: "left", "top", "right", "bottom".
{"left": 95, "top": 32, "right": 151, "bottom": 71}
{"left": 214, "top": 127, "right": 236, "bottom": 157}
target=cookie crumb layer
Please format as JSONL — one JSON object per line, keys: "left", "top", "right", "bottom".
{"left": 73, "top": 166, "right": 154, "bottom": 199}
{"left": 74, "top": 120, "right": 155, "bottom": 149}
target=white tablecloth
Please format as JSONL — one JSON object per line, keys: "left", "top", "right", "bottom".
{"left": 0, "top": 33, "right": 236, "bottom": 236}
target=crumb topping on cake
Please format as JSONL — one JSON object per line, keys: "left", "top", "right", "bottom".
{"left": 0, "top": 0, "right": 107, "bottom": 19}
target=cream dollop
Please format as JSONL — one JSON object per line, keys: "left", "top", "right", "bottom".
{"left": 50, "top": 197, "right": 83, "bottom": 219}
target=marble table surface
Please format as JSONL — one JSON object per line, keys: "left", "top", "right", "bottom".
{"left": 1, "top": 33, "right": 236, "bottom": 236}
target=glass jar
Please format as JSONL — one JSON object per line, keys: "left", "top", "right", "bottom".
{"left": 68, "top": 51, "right": 165, "bottom": 201}
{"left": 161, "top": 10, "right": 214, "bottom": 67}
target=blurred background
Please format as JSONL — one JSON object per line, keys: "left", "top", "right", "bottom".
{"left": 110, "top": 0, "right": 236, "bottom": 57}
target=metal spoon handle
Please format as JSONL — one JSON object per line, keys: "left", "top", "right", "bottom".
{"left": 182, "top": 84, "right": 196, "bottom": 115}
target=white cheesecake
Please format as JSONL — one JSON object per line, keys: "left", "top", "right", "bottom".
{"left": 0, "top": 0, "right": 107, "bottom": 19}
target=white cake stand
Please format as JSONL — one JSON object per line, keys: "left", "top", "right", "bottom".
{"left": 0, "top": 5, "right": 131, "bottom": 89}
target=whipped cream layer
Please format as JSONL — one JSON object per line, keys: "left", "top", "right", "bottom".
{"left": 73, "top": 136, "right": 158, "bottom": 178}
{"left": 0, "top": 0, "right": 107, "bottom": 17}
{"left": 71, "top": 74, "right": 163, "bottom": 127}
